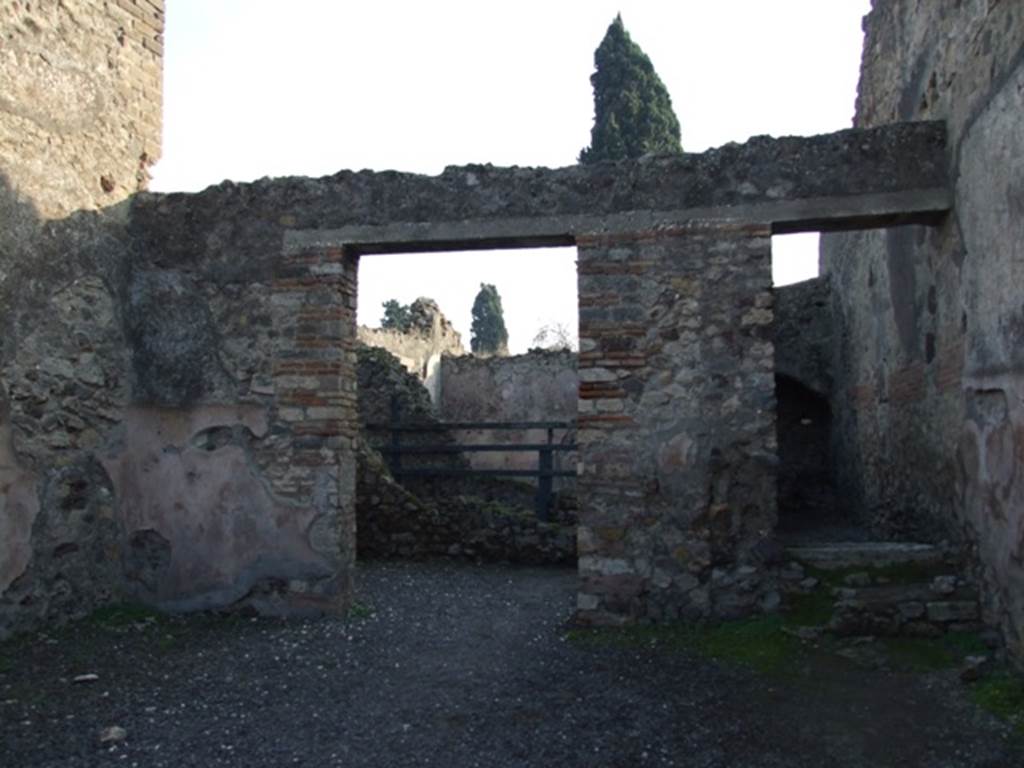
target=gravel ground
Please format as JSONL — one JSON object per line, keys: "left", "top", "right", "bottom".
{"left": 1, "top": 560, "right": 1021, "bottom": 767}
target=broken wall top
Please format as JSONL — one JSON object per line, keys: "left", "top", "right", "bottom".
{"left": 131, "top": 122, "right": 949, "bottom": 281}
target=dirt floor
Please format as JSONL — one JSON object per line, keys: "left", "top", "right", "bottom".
{"left": 1, "top": 561, "right": 1021, "bottom": 767}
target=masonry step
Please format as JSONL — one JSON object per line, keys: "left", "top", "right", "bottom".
{"left": 780, "top": 542, "right": 981, "bottom": 639}
{"left": 784, "top": 541, "right": 945, "bottom": 571}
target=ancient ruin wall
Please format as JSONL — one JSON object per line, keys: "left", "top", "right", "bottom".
{"left": 774, "top": 277, "right": 833, "bottom": 399}
{"left": 0, "top": 80, "right": 948, "bottom": 636}
{"left": 0, "top": 0, "right": 162, "bottom": 223}
{"left": 357, "top": 298, "right": 465, "bottom": 402}
{"left": 0, "top": 0, "right": 164, "bottom": 635}
{"left": 821, "top": 1, "right": 1024, "bottom": 658}
{"left": 575, "top": 223, "right": 777, "bottom": 624}
{"left": 438, "top": 350, "right": 577, "bottom": 478}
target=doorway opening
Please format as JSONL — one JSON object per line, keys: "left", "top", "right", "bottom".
{"left": 353, "top": 245, "right": 580, "bottom": 565}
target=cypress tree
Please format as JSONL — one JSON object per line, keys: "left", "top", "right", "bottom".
{"left": 579, "top": 14, "right": 683, "bottom": 164}
{"left": 470, "top": 283, "right": 509, "bottom": 355}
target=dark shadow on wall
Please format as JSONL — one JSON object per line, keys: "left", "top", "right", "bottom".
{"left": 775, "top": 373, "right": 868, "bottom": 544}
{"left": 0, "top": 172, "right": 134, "bottom": 338}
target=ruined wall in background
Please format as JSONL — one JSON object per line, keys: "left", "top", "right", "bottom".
{"left": 821, "top": 1, "right": 1024, "bottom": 658}
{"left": 357, "top": 297, "right": 464, "bottom": 403}
{"left": 0, "top": 0, "right": 164, "bottom": 635}
{"left": 575, "top": 223, "right": 777, "bottom": 624}
{"left": 438, "top": 350, "right": 577, "bottom": 482}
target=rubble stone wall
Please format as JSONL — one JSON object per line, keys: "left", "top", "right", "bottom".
{"left": 0, "top": 1, "right": 951, "bottom": 641}
{"left": 575, "top": 222, "right": 777, "bottom": 624}
{"left": 774, "top": 277, "right": 833, "bottom": 399}
{"left": 821, "top": 0, "right": 1024, "bottom": 659}
{"left": 357, "top": 297, "right": 464, "bottom": 402}
{"left": 438, "top": 350, "right": 577, "bottom": 481}
{"left": 0, "top": 0, "right": 165, "bottom": 636}
{"left": 1, "top": 0, "right": 162, "bottom": 224}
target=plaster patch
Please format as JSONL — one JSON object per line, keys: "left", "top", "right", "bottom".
{"left": 101, "top": 406, "right": 330, "bottom": 610}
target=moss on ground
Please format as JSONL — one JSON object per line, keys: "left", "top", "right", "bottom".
{"left": 971, "top": 671, "right": 1024, "bottom": 735}
{"left": 0, "top": 636, "right": 22, "bottom": 674}
{"left": 784, "top": 588, "right": 834, "bottom": 627}
{"left": 347, "top": 600, "right": 376, "bottom": 620}
{"left": 87, "top": 602, "right": 165, "bottom": 629}
{"left": 881, "top": 636, "right": 966, "bottom": 673}
{"left": 568, "top": 615, "right": 804, "bottom": 676}
{"left": 568, "top": 612, "right": 991, "bottom": 680}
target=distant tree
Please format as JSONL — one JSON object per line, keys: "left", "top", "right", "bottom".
{"left": 579, "top": 14, "right": 683, "bottom": 164}
{"left": 470, "top": 283, "right": 509, "bottom": 355}
{"left": 380, "top": 299, "right": 411, "bottom": 331}
{"left": 531, "top": 322, "right": 577, "bottom": 351}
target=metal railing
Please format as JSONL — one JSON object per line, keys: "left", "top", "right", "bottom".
{"left": 365, "top": 396, "right": 577, "bottom": 520}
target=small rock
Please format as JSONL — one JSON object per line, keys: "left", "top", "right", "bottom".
{"left": 72, "top": 673, "right": 99, "bottom": 684}
{"left": 931, "top": 575, "right": 957, "bottom": 596}
{"left": 99, "top": 725, "right": 127, "bottom": 743}
{"left": 897, "top": 601, "right": 926, "bottom": 620}
{"left": 783, "top": 625, "right": 822, "bottom": 642}
{"left": 781, "top": 562, "right": 805, "bottom": 581}
{"left": 843, "top": 572, "right": 872, "bottom": 587}
{"left": 960, "top": 655, "right": 990, "bottom": 683}
{"left": 799, "top": 576, "right": 819, "bottom": 590}
{"left": 759, "top": 590, "right": 781, "bottom": 613}
{"left": 926, "top": 600, "right": 979, "bottom": 623}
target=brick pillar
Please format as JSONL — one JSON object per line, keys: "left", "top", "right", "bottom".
{"left": 575, "top": 222, "right": 777, "bottom": 625}
{"left": 266, "top": 246, "right": 358, "bottom": 613}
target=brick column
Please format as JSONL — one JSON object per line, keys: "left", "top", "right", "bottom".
{"left": 266, "top": 246, "right": 359, "bottom": 612}
{"left": 575, "top": 222, "right": 777, "bottom": 624}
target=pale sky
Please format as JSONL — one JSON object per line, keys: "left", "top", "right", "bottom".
{"left": 151, "top": 0, "right": 872, "bottom": 353}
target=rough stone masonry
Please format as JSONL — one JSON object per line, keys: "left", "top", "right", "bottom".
{"left": 0, "top": 0, "right": 957, "bottom": 638}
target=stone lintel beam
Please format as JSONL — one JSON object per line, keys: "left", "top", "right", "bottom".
{"left": 286, "top": 187, "right": 949, "bottom": 255}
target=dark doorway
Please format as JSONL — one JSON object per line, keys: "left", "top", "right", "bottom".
{"left": 775, "top": 374, "right": 864, "bottom": 543}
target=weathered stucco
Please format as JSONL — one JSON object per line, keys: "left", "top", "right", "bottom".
{"left": 0, "top": 0, "right": 162, "bottom": 222}
{"left": 821, "top": 0, "right": 1024, "bottom": 659}
{"left": 438, "top": 350, "right": 577, "bottom": 478}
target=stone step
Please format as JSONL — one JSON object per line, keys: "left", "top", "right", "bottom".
{"left": 829, "top": 581, "right": 976, "bottom": 607}
{"left": 784, "top": 541, "right": 945, "bottom": 571}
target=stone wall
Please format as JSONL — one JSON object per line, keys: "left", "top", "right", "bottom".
{"left": 0, "top": 0, "right": 165, "bottom": 635}
{"left": 575, "top": 222, "right": 778, "bottom": 624}
{"left": 821, "top": 1, "right": 1024, "bottom": 659}
{"left": 357, "top": 440, "right": 575, "bottom": 565}
{"left": 774, "top": 277, "right": 833, "bottom": 399}
{"left": 356, "top": 347, "right": 575, "bottom": 564}
{"left": 0, "top": 9, "right": 950, "bottom": 641}
{"left": 114, "top": 121, "right": 950, "bottom": 629}
{"left": 357, "top": 297, "right": 464, "bottom": 402}
{"left": 1, "top": 0, "right": 162, "bottom": 233}
{"left": 438, "top": 350, "right": 577, "bottom": 482}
